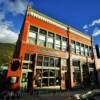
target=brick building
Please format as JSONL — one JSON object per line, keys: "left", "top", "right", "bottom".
{"left": 7, "top": 6, "right": 97, "bottom": 90}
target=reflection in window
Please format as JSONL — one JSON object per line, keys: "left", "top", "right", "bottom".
{"left": 43, "top": 56, "right": 49, "bottom": 66}
{"left": 42, "top": 78, "right": 48, "bottom": 86}
{"left": 47, "top": 32, "right": 54, "bottom": 48}
{"left": 76, "top": 42, "right": 80, "bottom": 54}
{"left": 81, "top": 44, "right": 85, "bottom": 56}
{"left": 85, "top": 45, "right": 88, "bottom": 56}
{"left": 43, "top": 69, "right": 48, "bottom": 77}
{"left": 55, "top": 58, "right": 60, "bottom": 67}
{"left": 22, "top": 63, "right": 28, "bottom": 69}
{"left": 62, "top": 37, "right": 67, "bottom": 51}
{"left": 28, "top": 25, "right": 38, "bottom": 44}
{"left": 24, "top": 53, "right": 29, "bottom": 60}
{"left": 37, "top": 55, "right": 43, "bottom": 66}
{"left": 55, "top": 35, "right": 61, "bottom": 50}
{"left": 89, "top": 47, "right": 93, "bottom": 56}
{"left": 49, "top": 78, "right": 55, "bottom": 86}
{"left": 71, "top": 41, "right": 76, "bottom": 53}
{"left": 50, "top": 57, "right": 54, "bottom": 67}
{"left": 49, "top": 70, "right": 55, "bottom": 76}
{"left": 21, "top": 73, "right": 27, "bottom": 82}
{"left": 38, "top": 29, "right": 47, "bottom": 46}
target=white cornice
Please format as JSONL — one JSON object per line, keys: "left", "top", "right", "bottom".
{"left": 27, "top": 11, "right": 67, "bottom": 30}
{"left": 27, "top": 11, "right": 91, "bottom": 40}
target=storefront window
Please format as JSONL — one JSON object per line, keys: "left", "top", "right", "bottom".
{"left": 37, "top": 55, "right": 43, "bottom": 66}
{"left": 24, "top": 53, "right": 29, "bottom": 60}
{"left": 50, "top": 57, "right": 54, "bottom": 67}
{"left": 43, "top": 56, "right": 49, "bottom": 66}
{"left": 55, "top": 58, "right": 60, "bottom": 67}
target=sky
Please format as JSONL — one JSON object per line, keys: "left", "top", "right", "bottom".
{"left": 0, "top": 0, "right": 100, "bottom": 46}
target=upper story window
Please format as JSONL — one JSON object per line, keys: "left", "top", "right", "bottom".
{"left": 89, "top": 47, "right": 93, "bottom": 57}
{"left": 47, "top": 32, "right": 54, "bottom": 48}
{"left": 28, "top": 25, "right": 38, "bottom": 44}
{"left": 62, "top": 37, "right": 67, "bottom": 51}
{"left": 71, "top": 40, "right": 76, "bottom": 53}
{"left": 80, "top": 44, "right": 85, "bottom": 56}
{"left": 38, "top": 29, "right": 47, "bottom": 46}
{"left": 85, "top": 45, "right": 89, "bottom": 56}
{"left": 76, "top": 42, "right": 80, "bottom": 54}
{"left": 55, "top": 35, "right": 61, "bottom": 50}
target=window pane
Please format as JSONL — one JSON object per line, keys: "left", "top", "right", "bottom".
{"left": 71, "top": 41, "right": 76, "bottom": 53}
{"left": 47, "top": 32, "right": 54, "bottom": 48}
{"left": 24, "top": 53, "right": 29, "bottom": 60}
{"left": 30, "top": 25, "right": 38, "bottom": 32}
{"left": 43, "top": 56, "right": 49, "bottom": 66}
{"left": 49, "top": 78, "right": 56, "bottom": 86}
{"left": 43, "top": 69, "right": 48, "bottom": 77}
{"left": 49, "top": 70, "right": 55, "bottom": 77}
{"left": 62, "top": 37, "right": 67, "bottom": 51}
{"left": 76, "top": 42, "right": 80, "bottom": 54}
{"left": 22, "top": 63, "right": 28, "bottom": 69}
{"left": 81, "top": 44, "right": 85, "bottom": 55}
{"left": 38, "top": 29, "right": 47, "bottom": 46}
{"left": 42, "top": 78, "right": 48, "bottom": 86}
{"left": 55, "top": 58, "right": 60, "bottom": 67}
{"left": 37, "top": 55, "right": 43, "bottom": 66}
{"left": 55, "top": 35, "right": 61, "bottom": 50}
{"left": 85, "top": 45, "right": 88, "bottom": 56}
{"left": 50, "top": 57, "right": 54, "bottom": 67}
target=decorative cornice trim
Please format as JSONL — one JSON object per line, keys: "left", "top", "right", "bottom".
{"left": 27, "top": 9, "right": 91, "bottom": 40}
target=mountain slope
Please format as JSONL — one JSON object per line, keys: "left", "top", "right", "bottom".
{"left": 0, "top": 43, "right": 15, "bottom": 65}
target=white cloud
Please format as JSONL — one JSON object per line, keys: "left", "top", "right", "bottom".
{"left": 0, "top": 0, "right": 28, "bottom": 15}
{"left": 90, "top": 18, "right": 100, "bottom": 27}
{"left": 92, "top": 27, "right": 100, "bottom": 37}
{"left": 83, "top": 25, "right": 88, "bottom": 29}
{"left": 0, "top": 10, "right": 18, "bottom": 43}
{"left": 0, "top": 24, "right": 18, "bottom": 43}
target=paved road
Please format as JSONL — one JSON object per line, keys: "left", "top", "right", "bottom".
{"left": 15, "top": 93, "right": 73, "bottom": 100}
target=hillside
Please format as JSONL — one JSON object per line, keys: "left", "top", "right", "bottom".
{"left": 0, "top": 43, "right": 15, "bottom": 65}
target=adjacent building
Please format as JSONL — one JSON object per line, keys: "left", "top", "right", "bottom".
{"left": 7, "top": 6, "right": 97, "bottom": 90}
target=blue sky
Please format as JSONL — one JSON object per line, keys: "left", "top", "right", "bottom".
{"left": 0, "top": 0, "right": 100, "bottom": 46}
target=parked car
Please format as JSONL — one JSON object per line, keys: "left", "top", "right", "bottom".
{"left": 74, "top": 89, "right": 100, "bottom": 100}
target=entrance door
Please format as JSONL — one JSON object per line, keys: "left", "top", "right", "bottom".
{"left": 82, "top": 64, "right": 89, "bottom": 85}
{"left": 27, "top": 72, "right": 33, "bottom": 90}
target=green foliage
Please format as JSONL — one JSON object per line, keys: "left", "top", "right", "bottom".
{"left": 0, "top": 43, "right": 15, "bottom": 65}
